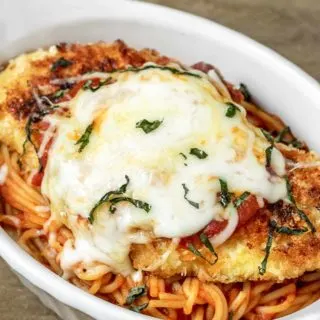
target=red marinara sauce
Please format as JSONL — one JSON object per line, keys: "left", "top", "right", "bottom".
{"left": 180, "top": 195, "right": 261, "bottom": 248}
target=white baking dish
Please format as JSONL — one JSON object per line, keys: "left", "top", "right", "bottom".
{"left": 0, "top": 0, "right": 320, "bottom": 319}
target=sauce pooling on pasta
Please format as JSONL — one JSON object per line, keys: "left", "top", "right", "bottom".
{"left": 40, "top": 64, "right": 287, "bottom": 275}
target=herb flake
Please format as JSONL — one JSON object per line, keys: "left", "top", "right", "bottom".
{"left": 200, "top": 233, "right": 218, "bottom": 265}
{"left": 265, "top": 145, "right": 273, "bottom": 168}
{"left": 179, "top": 152, "right": 187, "bottom": 160}
{"left": 219, "top": 179, "right": 231, "bottom": 208}
{"left": 234, "top": 191, "right": 250, "bottom": 208}
{"left": 109, "top": 197, "right": 151, "bottom": 214}
{"left": 239, "top": 83, "right": 251, "bottom": 102}
{"left": 285, "top": 177, "right": 316, "bottom": 233}
{"left": 136, "top": 119, "right": 163, "bottom": 134}
{"left": 258, "top": 220, "right": 275, "bottom": 275}
{"left": 126, "top": 286, "right": 147, "bottom": 305}
{"left": 275, "top": 126, "right": 291, "bottom": 143}
{"left": 225, "top": 102, "right": 240, "bottom": 118}
{"left": 130, "top": 303, "right": 149, "bottom": 313}
{"left": 83, "top": 78, "right": 112, "bottom": 92}
{"left": 123, "top": 65, "right": 201, "bottom": 79}
{"left": 189, "top": 148, "right": 208, "bottom": 159}
{"left": 270, "top": 220, "right": 307, "bottom": 235}
{"left": 88, "top": 175, "right": 129, "bottom": 223}
{"left": 261, "top": 129, "right": 274, "bottom": 143}
{"left": 298, "top": 209, "right": 316, "bottom": 233}
{"left": 52, "top": 89, "right": 66, "bottom": 99}
{"left": 51, "top": 57, "right": 73, "bottom": 72}
{"left": 75, "top": 123, "right": 94, "bottom": 153}
{"left": 182, "top": 183, "right": 200, "bottom": 209}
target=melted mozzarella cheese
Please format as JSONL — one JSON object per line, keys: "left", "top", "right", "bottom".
{"left": 41, "top": 65, "right": 287, "bottom": 275}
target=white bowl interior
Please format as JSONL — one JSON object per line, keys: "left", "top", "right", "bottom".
{"left": 0, "top": 0, "right": 320, "bottom": 319}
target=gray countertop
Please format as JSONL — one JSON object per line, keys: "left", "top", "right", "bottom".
{"left": 1, "top": 0, "right": 319, "bottom": 319}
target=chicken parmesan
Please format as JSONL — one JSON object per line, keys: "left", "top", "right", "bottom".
{"left": 0, "top": 40, "right": 320, "bottom": 320}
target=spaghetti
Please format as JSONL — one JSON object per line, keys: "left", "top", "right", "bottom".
{"left": 0, "top": 56, "right": 319, "bottom": 320}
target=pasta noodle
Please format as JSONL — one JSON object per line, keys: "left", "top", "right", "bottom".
{"left": 0, "top": 79, "right": 319, "bottom": 320}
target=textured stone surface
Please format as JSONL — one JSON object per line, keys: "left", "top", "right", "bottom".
{"left": 1, "top": 0, "right": 319, "bottom": 319}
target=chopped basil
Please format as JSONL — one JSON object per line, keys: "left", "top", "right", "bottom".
{"left": 130, "top": 303, "right": 149, "bottom": 313}
{"left": 200, "top": 233, "right": 218, "bottom": 265}
{"left": 265, "top": 126, "right": 304, "bottom": 149}
{"left": 52, "top": 89, "right": 66, "bottom": 99}
{"left": 51, "top": 57, "right": 73, "bottom": 71}
{"left": 285, "top": 177, "right": 316, "bottom": 233}
{"left": 239, "top": 83, "right": 251, "bottom": 102}
{"left": 270, "top": 220, "right": 307, "bottom": 235}
{"left": 19, "top": 104, "right": 60, "bottom": 167}
{"left": 275, "top": 126, "right": 291, "bottom": 143}
{"left": 291, "top": 139, "right": 303, "bottom": 149}
{"left": 109, "top": 197, "right": 151, "bottom": 214}
{"left": 261, "top": 129, "right": 274, "bottom": 143}
{"left": 83, "top": 77, "right": 112, "bottom": 92}
{"left": 126, "top": 286, "right": 147, "bottom": 305}
{"left": 265, "top": 145, "right": 273, "bottom": 168}
{"left": 225, "top": 102, "right": 240, "bottom": 118}
{"left": 136, "top": 119, "right": 163, "bottom": 134}
{"left": 123, "top": 65, "right": 201, "bottom": 79}
{"left": 234, "top": 191, "right": 250, "bottom": 208}
{"left": 258, "top": 220, "right": 275, "bottom": 275}
{"left": 189, "top": 148, "right": 208, "bottom": 159}
{"left": 75, "top": 123, "right": 93, "bottom": 153}
{"left": 88, "top": 175, "right": 129, "bottom": 223}
{"left": 182, "top": 183, "right": 200, "bottom": 209}
{"left": 188, "top": 242, "right": 216, "bottom": 265}
{"left": 219, "top": 179, "right": 231, "bottom": 208}
{"left": 285, "top": 176, "right": 296, "bottom": 204}
{"left": 179, "top": 152, "right": 187, "bottom": 160}
{"left": 298, "top": 209, "right": 316, "bottom": 233}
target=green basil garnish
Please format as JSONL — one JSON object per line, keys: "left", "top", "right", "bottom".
{"left": 285, "top": 176, "right": 316, "bottom": 233}
{"left": 123, "top": 65, "right": 201, "bottom": 78}
{"left": 51, "top": 57, "right": 73, "bottom": 72}
{"left": 19, "top": 104, "right": 60, "bottom": 168}
{"left": 83, "top": 77, "right": 112, "bottom": 92}
{"left": 285, "top": 176, "right": 295, "bottom": 204}
{"left": 298, "top": 209, "right": 316, "bottom": 233}
{"left": 75, "top": 123, "right": 93, "bottom": 153}
{"left": 270, "top": 220, "right": 307, "bottom": 235}
{"left": 130, "top": 303, "right": 149, "bottom": 313}
{"left": 109, "top": 197, "right": 151, "bottom": 214}
{"left": 188, "top": 242, "right": 216, "bottom": 265}
{"left": 52, "top": 89, "right": 66, "bottom": 99}
{"left": 199, "top": 233, "right": 218, "bottom": 265}
{"left": 126, "top": 286, "right": 148, "bottom": 313}
{"left": 239, "top": 83, "right": 251, "bottom": 102}
{"left": 126, "top": 286, "right": 147, "bottom": 305}
{"left": 189, "top": 148, "right": 208, "bottom": 159}
{"left": 225, "top": 102, "right": 240, "bottom": 118}
{"left": 179, "top": 152, "right": 187, "bottom": 160}
{"left": 88, "top": 175, "right": 129, "bottom": 223}
{"left": 136, "top": 119, "right": 163, "bottom": 134}
{"left": 265, "top": 145, "right": 273, "bottom": 168}
{"left": 261, "top": 129, "right": 274, "bottom": 143}
{"left": 234, "top": 191, "right": 250, "bottom": 208}
{"left": 291, "top": 139, "right": 303, "bottom": 149}
{"left": 258, "top": 220, "right": 275, "bottom": 275}
{"left": 219, "top": 179, "right": 231, "bottom": 208}
{"left": 182, "top": 183, "right": 200, "bottom": 209}
{"left": 275, "top": 126, "right": 291, "bottom": 143}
